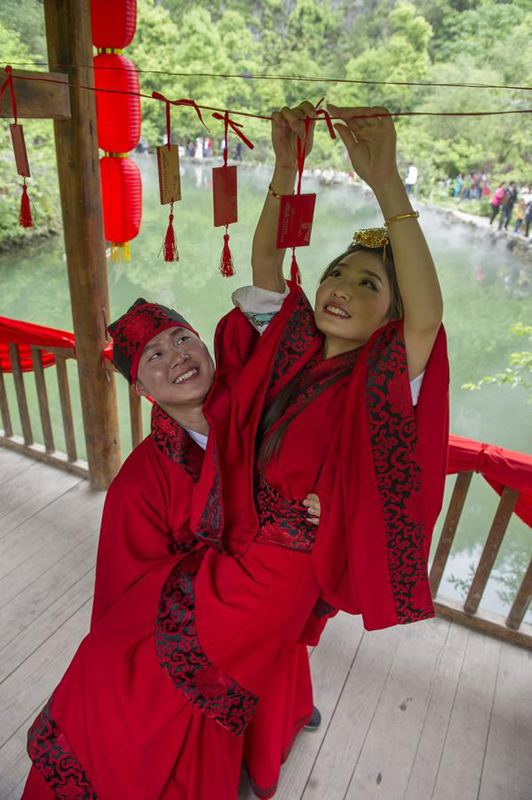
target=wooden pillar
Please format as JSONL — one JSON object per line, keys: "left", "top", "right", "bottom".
{"left": 43, "top": 0, "right": 121, "bottom": 490}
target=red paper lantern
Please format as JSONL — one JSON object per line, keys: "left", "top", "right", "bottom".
{"left": 100, "top": 156, "right": 142, "bottom": 248}
{"left": 94, "top": 53, "right": 141, "bottom": 153}
{"left": 91, "top": 0, "right": 137, "bottom": 49}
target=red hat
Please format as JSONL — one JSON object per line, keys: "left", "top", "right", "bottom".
{"left": 107, "top": 298, "right": 199, "bottom": 384}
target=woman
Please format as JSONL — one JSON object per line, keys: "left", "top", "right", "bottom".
{"left": 187, "top": 102, "right": 449, "bottom": 795}
{"left": 22, "top": 297, "right": 322, "bottom": 798}
{"left": 489, "top": 182, "right": 506, "bottom": 224}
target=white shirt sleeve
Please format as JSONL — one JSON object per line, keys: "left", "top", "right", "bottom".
{"left": 231, "top": 283, "right": 289, "bottom": 335}
{"left": 231, "top": 283, "right": 425, "bottom": 405}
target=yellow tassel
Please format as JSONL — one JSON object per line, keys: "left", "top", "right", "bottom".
{"left": 110, "top": 242, "right": 131, "bottom": 262}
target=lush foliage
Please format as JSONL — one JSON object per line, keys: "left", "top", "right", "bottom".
{"left": 463, "top": 322, "right": 532, "bottom": 402}
{"left": 0, "top": 0, "right": 531, "bottom": 247}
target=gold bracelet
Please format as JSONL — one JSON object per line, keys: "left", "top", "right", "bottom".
{"left": 268, "top": 183, "right": 293, "bottom": 200}
{"left": 385, "top": 211, "right": 419, "bottom": 225}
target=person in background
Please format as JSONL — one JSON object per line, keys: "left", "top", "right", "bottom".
{"left": 489, "top": 181, "right": 506, "bottom": 224}
{"left": 513, "top": 197, "right": 526, "bottom": 234}
{"left": 405, "top": 163, "right": 418, "bottom": 196}
{"left": 524, "top": 195, "right": 532, "bottom": 238}
{"left": 498, "top": 181, "right": 518, "bottom": 231}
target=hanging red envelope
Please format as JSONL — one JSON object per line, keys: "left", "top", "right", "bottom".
{"left": 212, "top": 165, "right": 237, "bottom": 227}
{"left": 276, "top": 193, "right": 316, "bottom": 249}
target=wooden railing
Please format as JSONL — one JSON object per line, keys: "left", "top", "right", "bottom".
{"left": 431, "top": 471, "right": 532, "bottom": 649}
{"left": 0, "top": 344, "right": 145, "bottom": 477}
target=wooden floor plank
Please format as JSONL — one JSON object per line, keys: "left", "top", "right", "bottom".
{"left": 0, "top": 568, "right": 95, "bottom": 685}
{"left": 0, "top": 599, "right": 92, "bottom": 748}
{"left": 0, "top": 449, "right": 37, "bottom": 487}
{"left": 0, "top": 460, "right": 82, "bottom": 541}
{"left": 275, "top": 614, "right": 365, "bottom": 799}
{"left": 302, "top": 624, "right": 404, "bottom": 800}
{"left": 477, "top": 643, "right": 532, "bottom": 800}
{"left": 344, "top": 617, "right": 452, "bottom": 800}
{"left": 404, "top": 621, "right": 470, "bottom": 800}
{"left": 430, "top": 629, "right": 502, "bottom": 800}
{"left": 0, "top": 534, "right": 96, "bottom": 650}
{"left": 0, "top": 482, "right": 104, "bottom": 603}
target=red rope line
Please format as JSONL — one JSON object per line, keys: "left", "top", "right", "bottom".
{"left": 6, "top": 69, "right": 532, "bottom": 121}
{"left": 6, "top": 60, "right": 532, "bottom": 93}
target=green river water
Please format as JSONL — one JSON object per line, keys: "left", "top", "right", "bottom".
{"left": 1, "top": 156, "right": 531, "bottom": 622}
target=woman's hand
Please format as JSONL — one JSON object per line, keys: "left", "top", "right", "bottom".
{"left": 271, "top": 101, "right": 316, "bottom": 170}
{"left": 327, "top": 104, "right": 400, "bottom": 188}
{"left": 304, "top": 493, "right": 321, "bottom": 526}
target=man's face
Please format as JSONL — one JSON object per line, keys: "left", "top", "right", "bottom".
{"left": 133, "top": 326, "right": 214, "bottom": 407}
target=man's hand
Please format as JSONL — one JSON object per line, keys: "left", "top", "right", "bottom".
{"left": 304, "top": 493, "right": 321, "bottom": 526}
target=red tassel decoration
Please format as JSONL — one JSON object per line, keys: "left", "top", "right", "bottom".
{"left": 219, "top": 229, "right": 235, "bottom": 277}
{"left": 163, "top": 203, "right": 179, "bottom": 262}
{"left": 290, "top": 248, "right": 301, "bottom": 285}
{"left": 19, "top": 179, "right": 33, "bottom": 228}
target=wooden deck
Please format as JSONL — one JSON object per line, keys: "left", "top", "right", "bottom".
{"left": 0, "top": 448, "right": 531, "bottom": 800}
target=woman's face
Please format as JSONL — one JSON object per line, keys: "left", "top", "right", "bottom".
{"left": 134, "top": 326, "right": 214, "bottom": 407}
{"left": 314, "top": 250, "right": 392, "bottom": 355}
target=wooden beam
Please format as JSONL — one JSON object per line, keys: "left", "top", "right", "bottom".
{"left": 0, "top": 433, "right": 88, "bottom": 479}
{"left": 434, "top": 595, "right": 532, "bottom": 651}
{"left": 1, "top": 70, "right": 71, "bottom": 120}
{"left": 43, "top": 0, "right": 121, "bottom": 490}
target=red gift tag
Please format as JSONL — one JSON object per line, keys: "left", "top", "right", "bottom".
{"left": 10, "top": 123, "right": 30, "bottom": 178}
{"left": 213, "top": 165, "right": 237, "bottom": 227}
{"left": 276, "top": 193, "right": 316, "bottom": 249}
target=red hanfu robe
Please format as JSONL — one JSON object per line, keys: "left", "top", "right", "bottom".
{"left": 23, "top": 407, "right": 247, "bottom": 799}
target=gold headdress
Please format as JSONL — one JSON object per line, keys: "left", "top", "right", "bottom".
{"left": 351, "top": 226, "right": 389, "bottom": 261}
{"left": 352, "top": 226, "right": 389, "bottom": 249}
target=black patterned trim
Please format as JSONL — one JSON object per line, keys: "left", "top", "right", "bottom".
{"left": 194, "top": 441, "right": 225, "bottom": 552}
{"left": 150, "top": 404, "right": 203, "bottom": 482}
{"left": 267, "top": 290, "right": 320, "bottom": 396}
{"left": 27, "top": 698, "right": 98, "bottom": 798}
{"left": 366, "top": 324, "right": 433, "bottom": 624}
{"left": 155, "top": 553, "right": 259, "bottom": 736}
{"left": 255, "top": 476, "right": 316, "bottom": 552}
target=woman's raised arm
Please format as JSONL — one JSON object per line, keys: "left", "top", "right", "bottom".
{"left": 329, "top": 103, "right": 444, "bottom": 379}
{"left": 251, "top": 102, "right": 315, "bottom": 292}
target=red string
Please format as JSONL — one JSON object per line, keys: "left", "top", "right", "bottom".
{"left": 0, "top": 65, "right": 17, "bottom": 122}
{"left": 9, "top": 71, "right": 532, "bottom": 120}
{"left": 296, "top": 118, "right": 311, "bottom": 196}
{"left": 315, "top": 97, "right": 336, "bottom": 139}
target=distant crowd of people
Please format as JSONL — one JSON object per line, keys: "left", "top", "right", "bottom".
{"left": 184, "top": 136, "right": 243, "bottom": 161}
{"left": 446, "top": 172, "right": 532, "bottom": 237}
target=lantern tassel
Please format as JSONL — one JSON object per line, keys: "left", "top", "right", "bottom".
{"left": 19, "top": 180, "right": 33, "bottom": 228}
{"left": 110, "top": 242, "right": 131, "bottom": 262}
{"left": 163, "top": 205, "right": 179, "bottom": 263}
{"left": 290, "top": 248, "right": 301, "bottom": 285}
{"left": 219, "top": 230, "right": 235, "bottom": 277}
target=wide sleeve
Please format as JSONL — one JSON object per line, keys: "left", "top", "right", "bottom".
{"left": 90, "top": 468, "right": 171, "bottom": 628}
